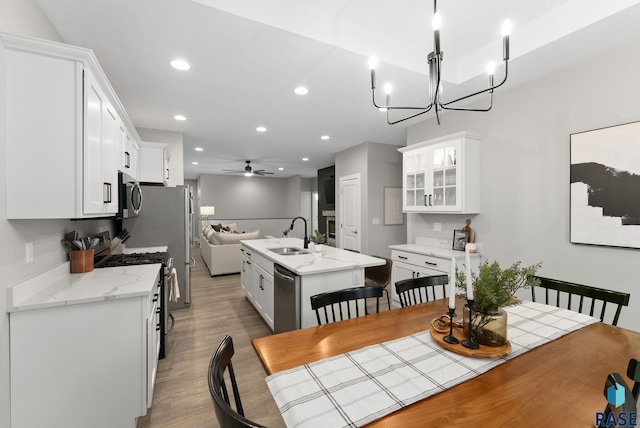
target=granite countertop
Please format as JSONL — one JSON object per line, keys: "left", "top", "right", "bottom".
{"left": 6, "top": 262, "right": 162, "bottom": 313}
{"left": 241, "top": 238, "right": 385, "bottom": 276}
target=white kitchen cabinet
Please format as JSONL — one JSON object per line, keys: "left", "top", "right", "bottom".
{"left": 399, "top": 131, "right": 481, "bottom": 214}
{"left": 241, "top": 248, "right": 257, "bottom": 304}
{"left": 117, "top": 117, "right": 140, "bottom": 179}
{"left": 130, "top": 138, "right": 140, "bottom": 180}
{"left": 139, "top": 141, "right": 169, "bottom": 185}
{"left": 241, "top": 244, "right": 275, "bottom": 330}
{"left": 255, "top": 263, "right": 275, "bottom": 330}
{"left": 389, "top": 248, "right": 480, "bottom": 309}
{"left": 9, "top": 270, "right": 161, "bottom": 428}
{"left": 83, "top": 70, "right": 119, "bottom": 215}
{"left": 2, "top": 33, "right": 140, "bottom": 219}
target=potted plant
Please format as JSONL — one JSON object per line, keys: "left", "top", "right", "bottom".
{"left": 456, "top": 260, "right": 541, "bottom": 346}
{"left": 310, "top": 229, "right": 326, "bottom": 252}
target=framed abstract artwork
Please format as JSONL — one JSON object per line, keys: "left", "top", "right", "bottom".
{"left": 570, "top": 121, "right": 640, "bottom": 249}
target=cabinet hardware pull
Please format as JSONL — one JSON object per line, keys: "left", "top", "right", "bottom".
{"left": 424, "top": 194, "right": 428, "bottom": 206}
{"left": 428, "top": 194, "right": 432, "bottom": 206}
{"left": 103, "top": 182, "right": 112, "bottom": 203}
{"left": 425, "top": 261, "right": 437, "bottom": 266}
{"left": 398, "top": 255, "right": 408, "bottom": 260}
{"left": 124, "top": 151, "right": 130, "bottom": 168}
{"left": 156, "top": 325, "right": 161, "bottom": 331}
{"left": 166, "top": 168, "right": 170, "bottom": 180}
{"left": 247, "top": 261, "right": 252, "bottom": 265}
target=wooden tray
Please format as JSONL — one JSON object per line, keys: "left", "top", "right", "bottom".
{"left": 429, "top": 325, "right": 511, "bottom": 358}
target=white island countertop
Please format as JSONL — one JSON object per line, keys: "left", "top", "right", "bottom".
{"left": 6, "top": 262, "right": 162, "bottom": 313}
{"left": 241, "top": 238, "right": 385, "bottom": 276}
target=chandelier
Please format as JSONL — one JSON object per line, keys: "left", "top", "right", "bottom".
{"left": 369, "top": 0, "right": 512, "bottom": 125}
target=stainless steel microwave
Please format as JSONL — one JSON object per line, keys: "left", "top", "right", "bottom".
{"left": 118, "top": 172, "right": 142, "bottom": 218}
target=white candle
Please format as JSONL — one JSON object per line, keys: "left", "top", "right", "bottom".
{"left": 465, "top": 244, "right": 473, "bottom": 300}
{"left": 449, "top": 257, "right": 456, "bottom": 309}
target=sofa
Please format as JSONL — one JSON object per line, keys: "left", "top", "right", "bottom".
{"left": 200, "top": 223, "right": 260, "bottom": 276}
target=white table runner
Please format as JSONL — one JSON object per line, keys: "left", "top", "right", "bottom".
{"left": 266, "top": 301, "right": 598, "bottom": 428}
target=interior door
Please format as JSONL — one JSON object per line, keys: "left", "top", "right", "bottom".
{"left": 340, "top": 174, "right": 361, "bottom": 252}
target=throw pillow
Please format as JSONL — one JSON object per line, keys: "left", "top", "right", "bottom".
{"left": 212, "top": 223, "right": 222, "bottom": 232}
{"left": 207, "top": 230, "right": 221, "bottom": 245}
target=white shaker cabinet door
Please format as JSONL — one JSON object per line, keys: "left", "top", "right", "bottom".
{"left": 83, "top": 71, "right": 118, "bottom": 215}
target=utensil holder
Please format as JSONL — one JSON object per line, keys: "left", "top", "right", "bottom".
{"left": 70, "top": 249, "right": 94, "bottom": 273}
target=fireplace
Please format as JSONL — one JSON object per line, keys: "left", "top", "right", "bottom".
{"left": 326, "top": 217, "right": 336, "bottom": 246}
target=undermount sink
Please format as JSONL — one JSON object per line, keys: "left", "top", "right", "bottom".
{"left": 269, "top": 247, "right": 310, "bottom": 256}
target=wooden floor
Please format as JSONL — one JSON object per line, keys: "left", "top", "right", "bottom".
{"left": 137, "top": 246, "right": 286, "bottom": 428}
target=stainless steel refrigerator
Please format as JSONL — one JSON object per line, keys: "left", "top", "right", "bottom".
{"left": 123, "top": 185, "right": 191, "bottom": 310}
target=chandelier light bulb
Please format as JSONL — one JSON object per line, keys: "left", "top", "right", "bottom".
{"left": 501, "top": 20, "right": 512, "bottom": 37}
{"left": 486, "top": 61, "right": 496, "bottom": 75}
{"left": 368, "top": 57, "right": 378, "bottom": 70}
{"left": 432, "top": 12, "right": 442, "bottom": 30}
{"left": 384, "top": 83, "right": 392, "bottom": 95}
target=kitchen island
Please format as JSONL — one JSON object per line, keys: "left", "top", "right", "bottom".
{"left": 240, "top": 238, "right": 385, "bottom": 331}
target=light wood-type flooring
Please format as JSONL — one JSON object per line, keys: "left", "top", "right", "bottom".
{"left": 137, "top": 246, "right": 285, "bottom": 427}
{"left": 137, "top": 246, "right": 390, "bottom": 428}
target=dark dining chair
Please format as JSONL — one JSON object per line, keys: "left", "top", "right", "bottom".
{"left": 394, "top": 275, "right": 449, "bottom": 308}
{"left": 208, "top": 335, "right": 266, "bottom": 428}
{"left": 627, "top": 359, "right": 640, "bottom": 406}
{"left": 364, "top": 257, "right": 393, "bottom": 309}
{"left": 531, "top": 276, "right": 630, "bottom": 326}
{"left": 310, "top": 286, "right": 383, "bottom": 325}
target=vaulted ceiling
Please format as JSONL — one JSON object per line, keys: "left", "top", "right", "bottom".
{"left": 36, "top": 0, "right": 640, "bottom": 178}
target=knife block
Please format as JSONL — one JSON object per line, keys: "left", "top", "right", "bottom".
{"left": 70, "top": 249, "right": 95, "bottom": 273}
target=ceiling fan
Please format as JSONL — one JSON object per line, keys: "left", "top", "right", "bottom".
{"left": 223, "top": 160, "right": 274, "bottom": 176}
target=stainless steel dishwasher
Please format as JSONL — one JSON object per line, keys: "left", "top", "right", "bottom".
{"left": 273, "top": 264, "right": 301, "bottom": 333}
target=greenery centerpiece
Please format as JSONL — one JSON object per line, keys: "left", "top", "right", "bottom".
{"left": 310, "top": 230, "right": 326, "bottom": 251}
{"left": 456, "top": 260, "right": 541, "bottom": 346}
{"left": 310, "top": 230, "right": 326, "bottom": 245}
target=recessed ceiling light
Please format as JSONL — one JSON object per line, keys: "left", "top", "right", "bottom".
{"left": 256, "top": 126, "right": 267, "bottom": 132}
{"left": 278, "top": 167, "right": 284, "bottom": 171}
{"left": 302, "top": 157, "right": 309, "bottom": 161}
{"left": 170, "top": 59, "right": 190, "bottom": 71}
{"left": 174, "top": 115, "right": 187, "bottom": 121}
{"left": 294, "top": 86, "right": 309, "bottom": 95}
{"left": 195, "top": 147, "right": 204, "bottom": 151}
{"left": 321, "top": 135, "right": 330, "bottom": 140}
{"left": 192, "top": 162, "right": 198, "bottom": 165}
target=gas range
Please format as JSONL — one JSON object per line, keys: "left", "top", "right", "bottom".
{"left": 94, "top": 251, "right": 170, "bottom": 268}
{"left": 94, "top": 251, "right": 172, "bottom": 359}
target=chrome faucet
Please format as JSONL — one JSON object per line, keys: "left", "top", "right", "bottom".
{"left": 289, "top": 216, "right": 309, "bottom": 249}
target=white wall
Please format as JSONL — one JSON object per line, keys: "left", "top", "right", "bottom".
{"left": 406, "top": 39, "right": 640, "bottom": 332}
{"left": 196, "top": 174, "right": 310, "bottom": 238}
{"left": 0, "top": 1, "right": 65, "bottom": 426}
{"left": 336, "top": 142, "right": 407, "bottom": 256}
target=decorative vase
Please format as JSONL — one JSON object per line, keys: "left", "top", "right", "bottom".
{"left": 463, "top": 305, "right": 508, "bottom": 347}
{"left": 314, "top": 244, "right": 323, "bottom": 253}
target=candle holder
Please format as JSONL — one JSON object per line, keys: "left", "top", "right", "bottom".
{"left": 462, "top": 300, "right": 480, "bottom": 349}
{"left": 442, "top": 307, "right": 459, "bottom": 344}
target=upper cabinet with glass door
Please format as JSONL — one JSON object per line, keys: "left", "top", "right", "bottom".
{"left": 399, "top": 132, "right": 481, "bottom": 214}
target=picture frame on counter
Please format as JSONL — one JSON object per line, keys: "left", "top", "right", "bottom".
{"left": 452, "top": 229, "right": 468, "bottom": 251}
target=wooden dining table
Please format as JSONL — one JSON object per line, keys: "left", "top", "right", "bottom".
{"left": 252, "top": 297, "right": 640, "bottom": 427}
